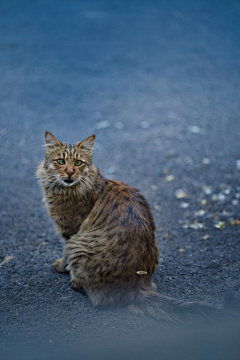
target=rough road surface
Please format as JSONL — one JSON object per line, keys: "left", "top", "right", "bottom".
{"left": 1, "top": 0, "right": 240, "bottom": 358}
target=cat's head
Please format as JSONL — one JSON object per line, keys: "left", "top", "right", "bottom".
{"left": 43, "top": 131, "right": 95, "bottom": 188}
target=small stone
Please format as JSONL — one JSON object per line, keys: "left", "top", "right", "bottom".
{"left": 202, "top": 158, "right": 211, "bottom": 165}
{"left": 165, "top": 175, "right": 176, "bottom": 182}
{"left": 179, "top": 248, "right": 186, "bottom": 253}
{"left": 188, "top": 125, "right": 201, "bottom": 134}
{"left": 140, "top": 121, "right": 150, "bottom": 129}
{"left": 214, "top": 221, "right": 225, "bottom": 229}
{"left": 201, "top": 199, "right": 207, "bottom": 206}
{"left": 175, "top": 189, "right": 189, "bottom": 199}
{"left": 195, "top": 210, "right": 206, "bottom": 217}
{"left": 183, "top": 221, "right": 206, "bottom": 230}
{"left": 151, "top": 185, "right": 158, "bottom": 191}
{"left": 203, "top": 186, "right": 212, "bottom": 195}
{"left": 115, "top": 122, "right": 125, "bottom": 130}
{"left": 95, "top": 120, "right": 111, "bottom": 129}
{"left": 202, "top": 234, "right": 211, "bottom": 240}
{"left": 0, "top": 255, "right": 15, "bottom": 268}
{"left": 232, "top": 199, "right": 238, "bottom": 206}
{"left": 180, "top": 202, "right": 189, "bottom": 209}
{"left": 212, "top": 194, "right": 218, "bottom": 201}
{"left": 217, "top": 193, "right": 226, "bottom": 201}
{"left": 223, "top": 188, "right": 231, "bottom": 195}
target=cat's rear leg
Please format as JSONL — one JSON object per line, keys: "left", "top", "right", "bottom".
{"left": 69, "top": 277, "right": 83, "bottom": 289}
{"left": 70, "top": 278, "right": 87, "bottom": 295}
{"left": 69, "top": 270, "right": 87, "bottom": 295}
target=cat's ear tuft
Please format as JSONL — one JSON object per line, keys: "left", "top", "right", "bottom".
{"left": 45, "top": 132, "right": 62, "bottom": 149}
{"left": 76, "top": 135, "right": 95, "bottom": 152}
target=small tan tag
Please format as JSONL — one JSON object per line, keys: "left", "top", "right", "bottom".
{"left": 136, "top": 271, "right": 148, "bottom": 275}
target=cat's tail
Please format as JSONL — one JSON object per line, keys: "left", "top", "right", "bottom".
{"left": 128, "top": 287, "right": 222, "bottom": 324}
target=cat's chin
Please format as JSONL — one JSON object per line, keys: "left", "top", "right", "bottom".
{"left": 62, "top": 179, "right": 79, "bottom": 187}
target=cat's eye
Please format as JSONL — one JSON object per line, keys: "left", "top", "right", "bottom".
{"left": 75, "top": 160, "right": 82, "bottom": 166}
{"left": 57, "top": 159, "right": 65, "bottom": 165}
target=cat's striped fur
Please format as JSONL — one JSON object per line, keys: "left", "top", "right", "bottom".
{"left": 37, "top": 132, "right": 221, "bottom": 323}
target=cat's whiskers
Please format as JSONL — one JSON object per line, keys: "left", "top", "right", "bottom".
{"left": 78, "top": 178, "right": 89, "bottom": 198}
{"left": 46, "top": 174, "right": 60, "bottom": 192}
{"left": 79, "top": 175, "right": 95, "bottom": 194}
{"left": 81, "top": 175, "right": 95, "bottom": 188}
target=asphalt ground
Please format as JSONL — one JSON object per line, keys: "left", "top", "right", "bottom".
{"left": 0, "top": 0, "right": 240, "bottom": 358}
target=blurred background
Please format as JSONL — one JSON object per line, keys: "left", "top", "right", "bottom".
{"left": 0, "top": 0, "right": 240, "bottom": 358}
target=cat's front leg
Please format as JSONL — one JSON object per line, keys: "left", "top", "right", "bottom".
{"left": 54, "top": 245, "right": 69, "bottom": 274}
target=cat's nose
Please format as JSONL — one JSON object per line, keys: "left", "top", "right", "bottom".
{"left": 66, "top": 167, "right": 74, "bottom": 177}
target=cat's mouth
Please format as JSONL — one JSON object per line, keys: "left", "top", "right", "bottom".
{"left": 61, "top": 177, "right": 79, "bottom": 187}
{"left": 64, "top": 179, "right": 74, "bottom": 184}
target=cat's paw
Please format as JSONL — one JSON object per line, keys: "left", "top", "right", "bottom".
{"left": 70, "top": 279, "right": 83, "bottom": 291}
{"left": 54, "top": 258, "right": 69, "bottom": 274}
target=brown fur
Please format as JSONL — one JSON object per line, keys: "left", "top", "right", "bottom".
{"left": 36, "top": 132, "right": 221, "bottom": 323}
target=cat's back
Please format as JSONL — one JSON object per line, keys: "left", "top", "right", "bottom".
{"left": 81, "top": 177, "right": 156, "bottom": 235}
{"left": 74, "top": 177, "right": 159, "bottom": 289}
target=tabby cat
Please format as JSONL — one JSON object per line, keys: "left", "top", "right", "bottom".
{"left": 37, "top": 132, "right": 219, "bottom": 323}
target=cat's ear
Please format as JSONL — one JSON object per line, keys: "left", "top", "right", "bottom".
{"left": 76, "top": 135, "right": 95, "bottom": 153}
{"left": 45, "top": 132, "right": 63, "bottom": 150}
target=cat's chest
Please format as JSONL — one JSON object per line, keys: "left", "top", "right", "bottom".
{"left": 46, "top": 194, "right": 89, "bottom": 238}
